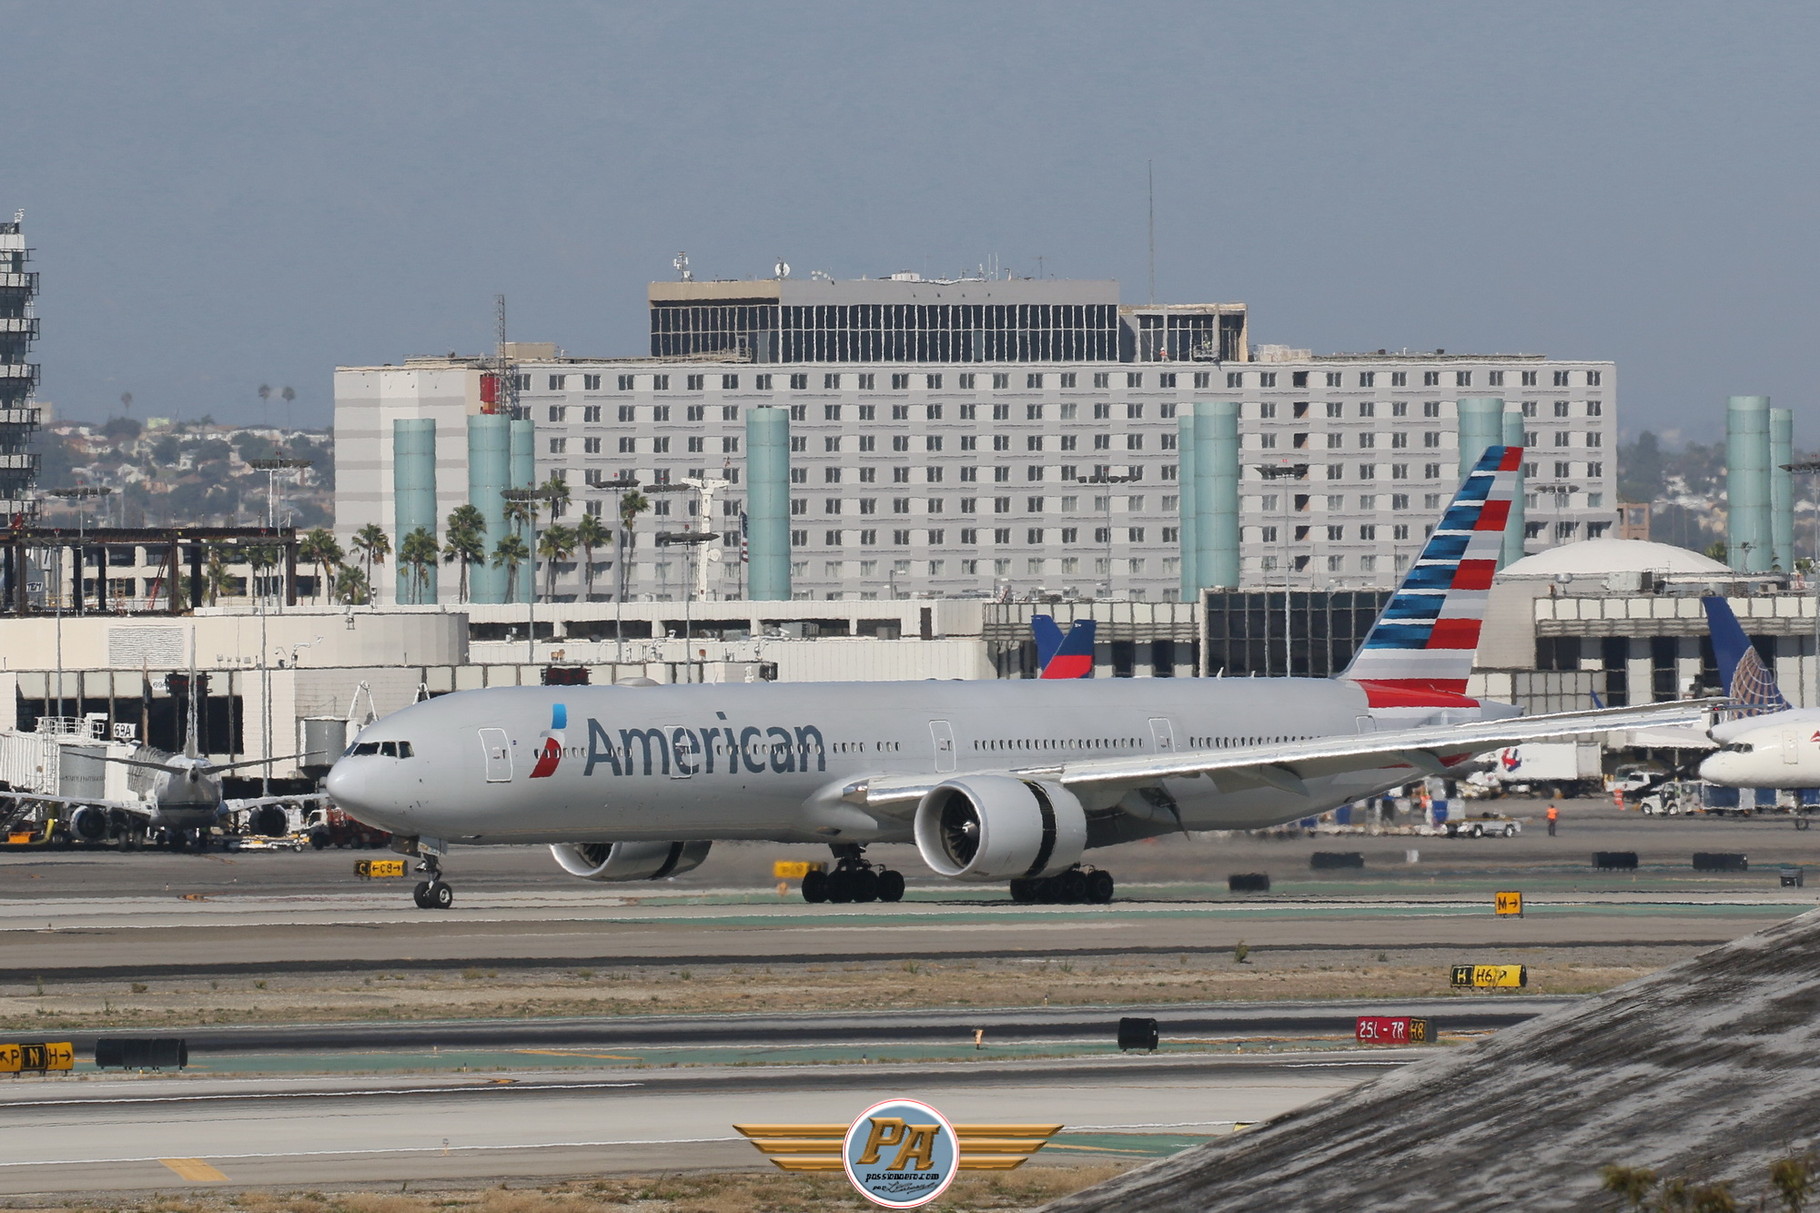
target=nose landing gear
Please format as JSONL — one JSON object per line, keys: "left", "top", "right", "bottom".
{"left": 800, "top": 845, "right": 905, "bottom": 905}
{"left": 411, "top": 852, "right": 453, "bottom": 910}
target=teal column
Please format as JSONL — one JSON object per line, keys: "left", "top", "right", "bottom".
{"left": 1178, "top": 410, "right": 1199, "bottom": 602}
{"left": 1501, "top": 411, "right": 1527, "bottom": 567}
{"left": 509, "top": 417, "right": 536, "bottom": 602}
{"left": 392, "top": 419, "right": 438, "bottom": 605}
{"left": 466, "top": 414, "right": 510, "bottom": 603}
{"left": 746, "top": 406, "right": 791, "bottom": 600}
{"left": 1727, "top": 396, "right": 1771, "bottom": 573}
{"left": 1192, "top": 401, "right": 1239, "bottom": 589}
{"left": 1771, "top": 407, "right": 1794, "bottom": 572}
{"left": 1457, "top": 397, "right": 1504, "bottom": 480}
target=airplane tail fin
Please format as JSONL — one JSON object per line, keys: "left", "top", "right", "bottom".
{"left": 1701, "top": 595, "right": 1789, "bottom": 718}
{"left": 1340, "top": 446, "right": 1523, "bottom": 700}
{"left": 1036, "top": 618, "right": 1096, "bottom": 679}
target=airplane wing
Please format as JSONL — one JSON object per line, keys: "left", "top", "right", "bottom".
{"left": 845, "top": 700, "right": 1720, "bottom": 810}
{"left": 224, "top": 792, "right": 328, "bottom": 811}
{"left": 3, "top": 792, "right": 155, "bottom": 818}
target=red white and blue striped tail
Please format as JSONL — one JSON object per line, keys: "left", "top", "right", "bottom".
{"left": 1339, "top": 445, "right": 1523, "bottom": 702}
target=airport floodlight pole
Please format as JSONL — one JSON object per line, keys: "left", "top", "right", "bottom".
{"left": 249, "top": 458, "right": 312, "bottom": 531}
{"left": 1784, "top": 460, "right": 1820, "bottom": 708}
{"left": 1256, "top": 464, "right": 1308, "bottom": 676}
{"left": 1076, "top": 471, "right": 1138, "bottom": 601}
{"left": 655, "top": 531, "right": 717, "bottom": 683}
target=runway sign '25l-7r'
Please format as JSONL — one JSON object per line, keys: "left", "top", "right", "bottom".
{"left": 1355, "top": 1017, "right": 1430, "bottom": 1044}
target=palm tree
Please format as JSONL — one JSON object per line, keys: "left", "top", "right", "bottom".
{"left": 280, "top": 386, "right": 296, "bottom": 427}
{"left": 574, "top": 511, "right": 610, "bottom": 601}
{"left": 257, "top": 383, "right": 272, "bottom": 420}
{"left": 617, "top": 489, "right": 650, "bottom": 601}
{"left": 492, "top": 533, "right": 530, "bottom": 602}
{"left": 351, "top": 523, "right": 390, "bottom": 595}
{"left": 399, "top": 527, "right": 439, "bottom": 604}
{"left": 246, "top": 544, "right": 281, "bottom": 601}
{"left": 537, "top": 523, "right": 577, "bottom": 601}
{"left": 503, "top": 495, "right": 534, "bottom": 539}
{"left": 298, "top": 528, "right": 343, "bottom": 604}
{"left": 203, "top": 544, "right": 232, "bottom": 606}
{"left": 541, "top": 474, "right": 571, "bottom": 521}
{"left": 441, "top": 504, "right": 487, "bottom": 603}
{"left": 333, "top": 563, "right": 370, "bottom": 606}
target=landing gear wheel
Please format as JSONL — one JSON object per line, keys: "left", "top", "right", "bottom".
{"left": 876, "top": 869, "right": 906, "bottom": 903}
{"left": 801, "top": 869, "right": 829, "bottom": 903}
{"left": 1058, "top": 869, "right": 1089, "bottom": 903}
{"left": 1009, "top": 878, "right": 1038, "bottom": 903}
{"left": 825, "top": 870, "right": 854, "bottom": 903}
{"left": 413, "top": 880, "right": 453, "bottom": 910}
{"left": 1086, "top": 869, "right": 1114, "bottom": 904}
{"left": 850, "top": 868, "right": 880, "bottom": 903}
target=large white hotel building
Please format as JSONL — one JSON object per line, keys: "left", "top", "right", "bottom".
{"left": 335, "top": 275, "right": 1615, "bottom": 604}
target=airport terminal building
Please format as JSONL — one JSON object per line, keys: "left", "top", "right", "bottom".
{"left": 335, "top": 275, "right": 1616, "bottom": 605}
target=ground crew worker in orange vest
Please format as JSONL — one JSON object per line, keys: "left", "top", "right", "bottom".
{"left": 1546, "top": 804, "right": 1559, "bottom": 836}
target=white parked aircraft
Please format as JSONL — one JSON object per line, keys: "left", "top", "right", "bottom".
{"left": 326, "top": 448, "right": 1705, "bottom": 909}
{"left": 12, "top": 675, "right": 318, "bottom": 851}
{"left": 1696, "top": 596, "right": 1820, "bottom": 790}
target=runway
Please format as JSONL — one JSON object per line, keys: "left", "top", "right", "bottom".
{"left": 0, "top": 1052, "right": 1407, "bottom": 1196}
{"left": 0, "top": 802, "right": 1813, "bottom": 1196}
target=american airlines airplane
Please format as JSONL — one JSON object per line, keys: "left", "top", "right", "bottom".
{"left": 326, "top": 447, "right": 1703, "bottom": 910}
{"left": 1696, "top": 596, "right": 1820, "bottom": 789}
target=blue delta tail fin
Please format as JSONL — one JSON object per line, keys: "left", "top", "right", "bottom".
{"left": 1339, "top": 446, "right": 1523, "bottom": 698}
{"left": 1032, "top": 615, "right": 1095, "bottom": 679}
{"left": 1701, "top": 596, "right": 1789, "bottom": 718}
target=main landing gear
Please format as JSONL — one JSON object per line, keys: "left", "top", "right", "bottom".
{"left": 800, "top": 845, "right": 905, "bottom": 905}
{"left": 412, "top": 852, "right": 454, "bottom": 910}
{"left": 1009, "top": 865, "right": 1114, "bottom": 905}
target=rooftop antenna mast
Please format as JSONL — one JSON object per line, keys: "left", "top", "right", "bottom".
{"left": 494, "top": 294, "right": 521, "bottom": 419}
{"left": 1147, "top": 160, "right": 1156, "bottom": 306}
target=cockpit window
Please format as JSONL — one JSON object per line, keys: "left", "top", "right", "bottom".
{"left": 344, "top": 741, "right": 413, "bottom": 758}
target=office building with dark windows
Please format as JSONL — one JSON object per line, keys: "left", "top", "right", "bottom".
{"left": 336, "top": 275, "right": 1614, "bottom": 605}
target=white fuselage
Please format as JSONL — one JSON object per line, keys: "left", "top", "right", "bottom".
{"left": 1700, "top": 712, "right": 1820, "bottom": 789}
{"left": 325, "top": 677, "right": 1470, "bottom": 848}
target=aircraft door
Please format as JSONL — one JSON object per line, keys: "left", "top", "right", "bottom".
{"left": 1148, "top": 718, "right": 1176, "bottom": 753}
{"left": 1785, "top": 728, "right": 1800, "bottom": 766}
{"left": 929, "top": 720, "right": 956, "bottom": 773}
{"left": 478, "top": 728, "right": 512, "bottom": 782}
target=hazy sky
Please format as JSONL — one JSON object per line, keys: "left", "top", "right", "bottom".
{"left": 6, "top": 1, "right": 1815, "bottom": 441}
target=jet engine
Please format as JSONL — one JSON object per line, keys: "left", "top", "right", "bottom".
{"left": 549, "top": 840, "right": 712, "bottom": 882}
{"left": 912, "top": 776, "right": 1087, "bottom": 881}
{"left": 69, "top": 805, "right": 109, "bottom": 843}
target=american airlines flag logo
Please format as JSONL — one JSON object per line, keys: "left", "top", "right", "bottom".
{"left": 529, "top": 703, "right": 568, "bottom": 778}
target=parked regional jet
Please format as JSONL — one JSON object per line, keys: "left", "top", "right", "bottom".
{"left": 1032, "top": 615, "right": 1095, "bottom": 678}
{"left": 326, "top": 447, "right": 1706, "bottom": 910}
{"left": 11, "top": 675, "right": 318, "bottom": 851}
{"left": 1697, "top": 596, "right": 1820, "bottom": 789}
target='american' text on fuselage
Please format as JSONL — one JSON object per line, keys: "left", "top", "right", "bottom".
{"left": 582, "top": 719, "right": 828, "bottom": 778}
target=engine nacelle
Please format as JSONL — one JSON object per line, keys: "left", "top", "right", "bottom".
{"left": 247, "top": 806, "right": 289, "bottom": 837}
{"left": 549, "top": 840, "right": 712, "bottom": 882}
{"left": 69, "top": 805, "right": 109, "bottom": 842}
{"left": 913, "top": 776, "right": 1088, "bottom": 882}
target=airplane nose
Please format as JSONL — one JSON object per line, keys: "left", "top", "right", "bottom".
{"left": 324, "top": 761, "right": 365, "bottom": 812}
